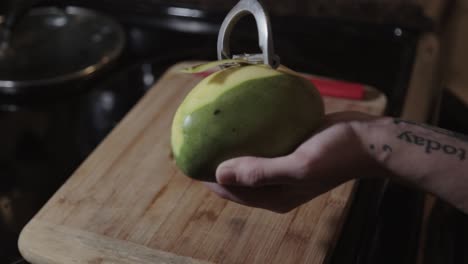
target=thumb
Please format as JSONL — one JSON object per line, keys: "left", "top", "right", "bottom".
{"left": 216, "top": 155, "right": 303, "bottom": 187}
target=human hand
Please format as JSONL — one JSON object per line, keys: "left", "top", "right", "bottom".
{"left": 205, "top": 111, "right": 382, "bottom": 213}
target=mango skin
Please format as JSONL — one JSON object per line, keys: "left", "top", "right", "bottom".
{"left": 171, "top": 65, "right": 324, "bottom": 182}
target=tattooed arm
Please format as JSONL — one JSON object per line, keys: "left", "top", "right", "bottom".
{"left": 205, "top": 112, "right": 468, "bottom": 214}
{"left": 351, "top": 116, "right": 468, "bottom": 213}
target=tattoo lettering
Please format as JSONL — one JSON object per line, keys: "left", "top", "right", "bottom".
{"left": 397, "top": 131, "right": 466, "bottom": 161}
{"left": 394, "top": 119, "right": 468, "bottom": 143}
{"left": 398, "top": 131, "right": 412, "bottom": 141}
{"left": 413, "top": 135, "right": 426, "bottom": 146}
{"left": 443, "top": 145, "right": 457, "bottom": 154}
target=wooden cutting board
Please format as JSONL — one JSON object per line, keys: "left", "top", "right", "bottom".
{"left": 18, "top": 62, "right": 387, "bottom": 264}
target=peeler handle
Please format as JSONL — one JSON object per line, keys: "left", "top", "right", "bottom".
{"left": 217, "top": 0, "right": 280, "bottom": 68}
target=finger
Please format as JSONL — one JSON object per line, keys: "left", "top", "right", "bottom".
{"left": 216, "top": 155, "right": 306, "bottom": 187}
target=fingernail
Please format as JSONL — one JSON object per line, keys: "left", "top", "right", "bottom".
{"left": 216, "top": 164, "right": 236, "bottom": 185}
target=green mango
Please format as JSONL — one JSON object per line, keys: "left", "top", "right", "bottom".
{"left": 171, "top": 62, "right": 324, "bottom": 182}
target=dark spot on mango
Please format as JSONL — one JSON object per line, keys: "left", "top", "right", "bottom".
{"left": 231, "top": 128, "right": 237, "bottom": 133}
{"left": 214, "top": 109, "right": 221, "bottom": 115}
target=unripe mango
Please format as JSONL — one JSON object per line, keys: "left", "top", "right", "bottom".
{"left": 171, "top": 62, "right": 324, "bottom": 182}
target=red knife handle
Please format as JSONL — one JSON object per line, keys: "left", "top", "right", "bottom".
{"left": 307, "top": 76, "right": 365, "bottom": 100}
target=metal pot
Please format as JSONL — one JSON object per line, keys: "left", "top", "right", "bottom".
{"left": 0, "top": 6, "right": 125, "bottom": 98}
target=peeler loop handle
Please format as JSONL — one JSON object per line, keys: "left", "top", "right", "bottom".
{"left": 217, "top": 0, "right": 280, "bottom": 68}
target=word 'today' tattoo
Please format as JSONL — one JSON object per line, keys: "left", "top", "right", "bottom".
{"left": 394, "top": 119, "right": 468, "bottom": 143}
{"left": 397, "top": 131, "right": 466, "bottom": 161}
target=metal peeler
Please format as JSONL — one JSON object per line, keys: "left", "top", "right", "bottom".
{"left": 217, "top": 0, "right": 280, "bottom": 69}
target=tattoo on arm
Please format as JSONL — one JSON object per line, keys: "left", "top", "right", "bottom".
{"left": 369, "top": 144, "right": 393, "bottom": 153}
{"left": 397, "top": 131, "right": 466, "bottom": 161}
{"left": 394, "top": 119, "right": 468, "bottom": 143}
{"left": 382, "top": 144, "right": 393, "bottom": 153}
{"left": 393, "top": 118, "right": 467, "bottom": 161}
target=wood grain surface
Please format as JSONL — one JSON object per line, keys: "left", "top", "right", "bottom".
{"left": 18, "top": 62, "right": 387, "bottom": 264}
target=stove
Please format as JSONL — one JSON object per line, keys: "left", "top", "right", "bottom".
{"left": 1, "top": 1, "right": 434, "bottom": 263}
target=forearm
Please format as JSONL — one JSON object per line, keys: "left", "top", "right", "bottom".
{"left": 351, "top": 117, "right": 468, "bottom": 213}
